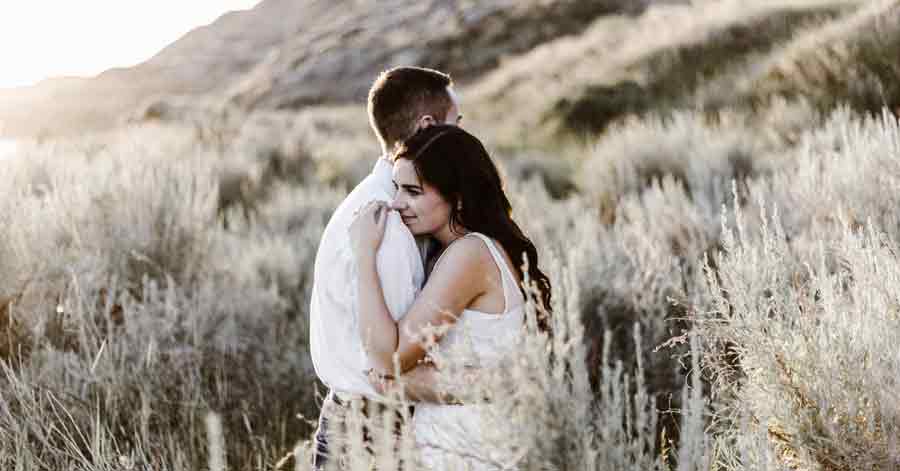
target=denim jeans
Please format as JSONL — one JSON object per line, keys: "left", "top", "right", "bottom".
{"left": 311, "top": 390, "right": 414, "bottom": 470}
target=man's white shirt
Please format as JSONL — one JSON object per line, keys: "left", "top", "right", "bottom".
{"left": 309, "top": 157, "right": 425, "bottom": 398}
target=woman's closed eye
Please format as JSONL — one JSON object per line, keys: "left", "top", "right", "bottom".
{"left": 393, "top": 181, "right": 420, "bottom": 195}
{"left": 397, "top": 185, "right": 422, "bottom": 196}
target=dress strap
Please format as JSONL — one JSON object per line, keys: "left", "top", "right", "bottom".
{"left": 429, "top": 233, "right": 522, "bottom": 313}
{"left": 463, "top": 233, "right": 521, "bottom": 314}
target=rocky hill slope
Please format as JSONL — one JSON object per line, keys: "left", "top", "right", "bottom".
{"left": 0, "top": 0, "right": 642, "bottom": 138}
{"left": 0, "top": 0, "right": 890, "bottom": 145}
{"left": 462, "top": 0, "right": 871, "bottom": 146}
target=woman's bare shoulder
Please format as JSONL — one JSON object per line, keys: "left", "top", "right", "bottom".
{"left": 430, "top": 235, "right": 493, "bottom": 280}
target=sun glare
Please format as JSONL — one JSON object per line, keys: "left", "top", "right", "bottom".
{"left": 0, "top": 1, "right": 261, "bottom": 89}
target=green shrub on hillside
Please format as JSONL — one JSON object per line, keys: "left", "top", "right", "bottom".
{"left": 578, "top": 111, "right": 766, "bottom": 224}
{"left": 706, "top": 1, "right": 900, "bottom": 118}
{"left": 546, "top": 7, "right": 837, "bottom": 138}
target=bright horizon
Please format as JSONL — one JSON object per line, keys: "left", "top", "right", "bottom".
{"left": 0, "top": 1, "right": 262, "bottom": 89}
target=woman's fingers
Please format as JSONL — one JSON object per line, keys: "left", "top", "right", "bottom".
{"left": 362, "top": 200, "right": 391, "bottom": 226}
{"left": 366, "top": 369, "right": 388, "bottom": 394}
{"left": 356, "top": 200, "right": 388, "bottom": 220}
{"left": 373, "top": 203, "right": 384, "bottom": 223}
{"left": 375, "top": 202, "right": 392, "bottom": 225}
{"left": 349, "top": 200, "right": 390, "bottom": 257}
{"left": 366, "top": 368, "right": 396, "bottom": 389}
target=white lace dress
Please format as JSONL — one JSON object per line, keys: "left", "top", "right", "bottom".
{"left": 414, "top": 233, "right": 526, "bottom": 471}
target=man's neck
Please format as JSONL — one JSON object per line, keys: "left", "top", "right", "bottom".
{"left": 381, "top": 140, "right": 402, "bottom": 161}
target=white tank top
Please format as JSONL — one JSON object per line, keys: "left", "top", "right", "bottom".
{"left": 414, "top": 232, "right": 527, "bottom": 470}
{"left": 428, "top": 231, "right": 525, "bottom": 367}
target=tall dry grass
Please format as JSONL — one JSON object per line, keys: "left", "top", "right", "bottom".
{"left": 3, "top": 105, "right": 900, "bottom": 470}
{"left": 0, "top": 122, "right": 342, "bottom": 469}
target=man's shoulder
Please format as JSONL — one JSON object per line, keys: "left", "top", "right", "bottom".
{"left": 321, "top": 176, "right": 378, "bottom": 234}
{"left": 316, "top": 172, "right": 394, "bottom": 262}
{"left": 335, "top": 174, "right": 391, "bottom": 217}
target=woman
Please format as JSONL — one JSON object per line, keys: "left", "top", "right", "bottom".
{"left": 349, "top": 125, "right": 552, "bottom": 469}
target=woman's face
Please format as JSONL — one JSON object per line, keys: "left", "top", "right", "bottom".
{"left": 391, "top": 159, "right": 452, "bottom": 237}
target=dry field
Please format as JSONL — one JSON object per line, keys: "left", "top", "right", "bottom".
{"left": 1, "top": 1, "right": 899, "bottom": 470}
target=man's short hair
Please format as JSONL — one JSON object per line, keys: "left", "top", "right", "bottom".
{"left": 367, "top": 67, "right": 453, "bottom": 151}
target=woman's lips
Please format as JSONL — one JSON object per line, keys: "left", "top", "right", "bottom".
{"left": 401, "top": 215, "right": 416, "bottom": 225}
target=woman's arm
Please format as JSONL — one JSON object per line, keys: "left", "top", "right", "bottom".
{"left": 370, "top": 364, "right": 486, "bottom": 405}
{"left": 369, "top": 365, "right": 449, "bottom": 404}
{"left": 350, "top": 202, "right": 487, "bottom": 373}
{"left": 356, "top": 244, "right": 401, "bottom": 371}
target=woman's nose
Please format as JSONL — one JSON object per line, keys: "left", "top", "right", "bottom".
{"left": 389, "top": 197, "right": 408, "bottom": 211}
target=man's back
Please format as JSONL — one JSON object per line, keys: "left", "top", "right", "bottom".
{"left": 309, "top": 158, "right": 424, "bottom": 397}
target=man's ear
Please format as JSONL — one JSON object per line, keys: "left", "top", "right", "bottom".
{"left": 415, "top": 114, "right": 437, "bottom": 132}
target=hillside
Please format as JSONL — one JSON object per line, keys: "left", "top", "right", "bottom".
{"left": 3, "top": 0, "right": 883, "bottom": 145}
{"left": 463, "top": 0, "right": 864, "bottom": 146}
{"left": 0, "top": 0, "right": 641, "bottom": 138}
{"left": 0, "top": 0, "right": 302, "bottom": 137}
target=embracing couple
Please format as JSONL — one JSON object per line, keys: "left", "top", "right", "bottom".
{"left": 309, "top": 66, "right": 552, "bottom": 470}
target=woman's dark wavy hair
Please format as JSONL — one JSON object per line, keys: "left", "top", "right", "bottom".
{"left": 393, "top": 125, "right": 553, "bottom": 332}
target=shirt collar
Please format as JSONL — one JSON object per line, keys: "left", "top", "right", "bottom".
{"left": 373, "top": 155, "right": 391, "bottom": 172}
{"left": 372, "top": 156, "right": 395, "bottom": 193}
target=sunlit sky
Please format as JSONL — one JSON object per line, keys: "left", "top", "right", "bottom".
{"left": 0, "top": 1, "right": 262, "bottom": 89}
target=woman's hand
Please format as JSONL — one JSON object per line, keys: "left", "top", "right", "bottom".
{"left": 349, "top": 200, "right": 390, "bottom": 263}
{"left": 366, "top": 368, "right": 396, "bottom": 396}
{"left": 366, "top": 364, "right": 464, "bottom": 404}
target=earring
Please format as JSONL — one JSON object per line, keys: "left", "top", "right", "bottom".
{"left": 456, "top": 201, "right": 463, "bottom": 211}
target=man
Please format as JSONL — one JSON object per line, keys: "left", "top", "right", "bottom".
{"left": 308, "top": 66, "right": 461, "bottom": 469}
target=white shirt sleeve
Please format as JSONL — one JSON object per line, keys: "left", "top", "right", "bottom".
{"left": 310, "top": 160, "right": 424, "bottom": 396}
{"left": 374, "top": 210, "right": 424, "bottom": 321}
